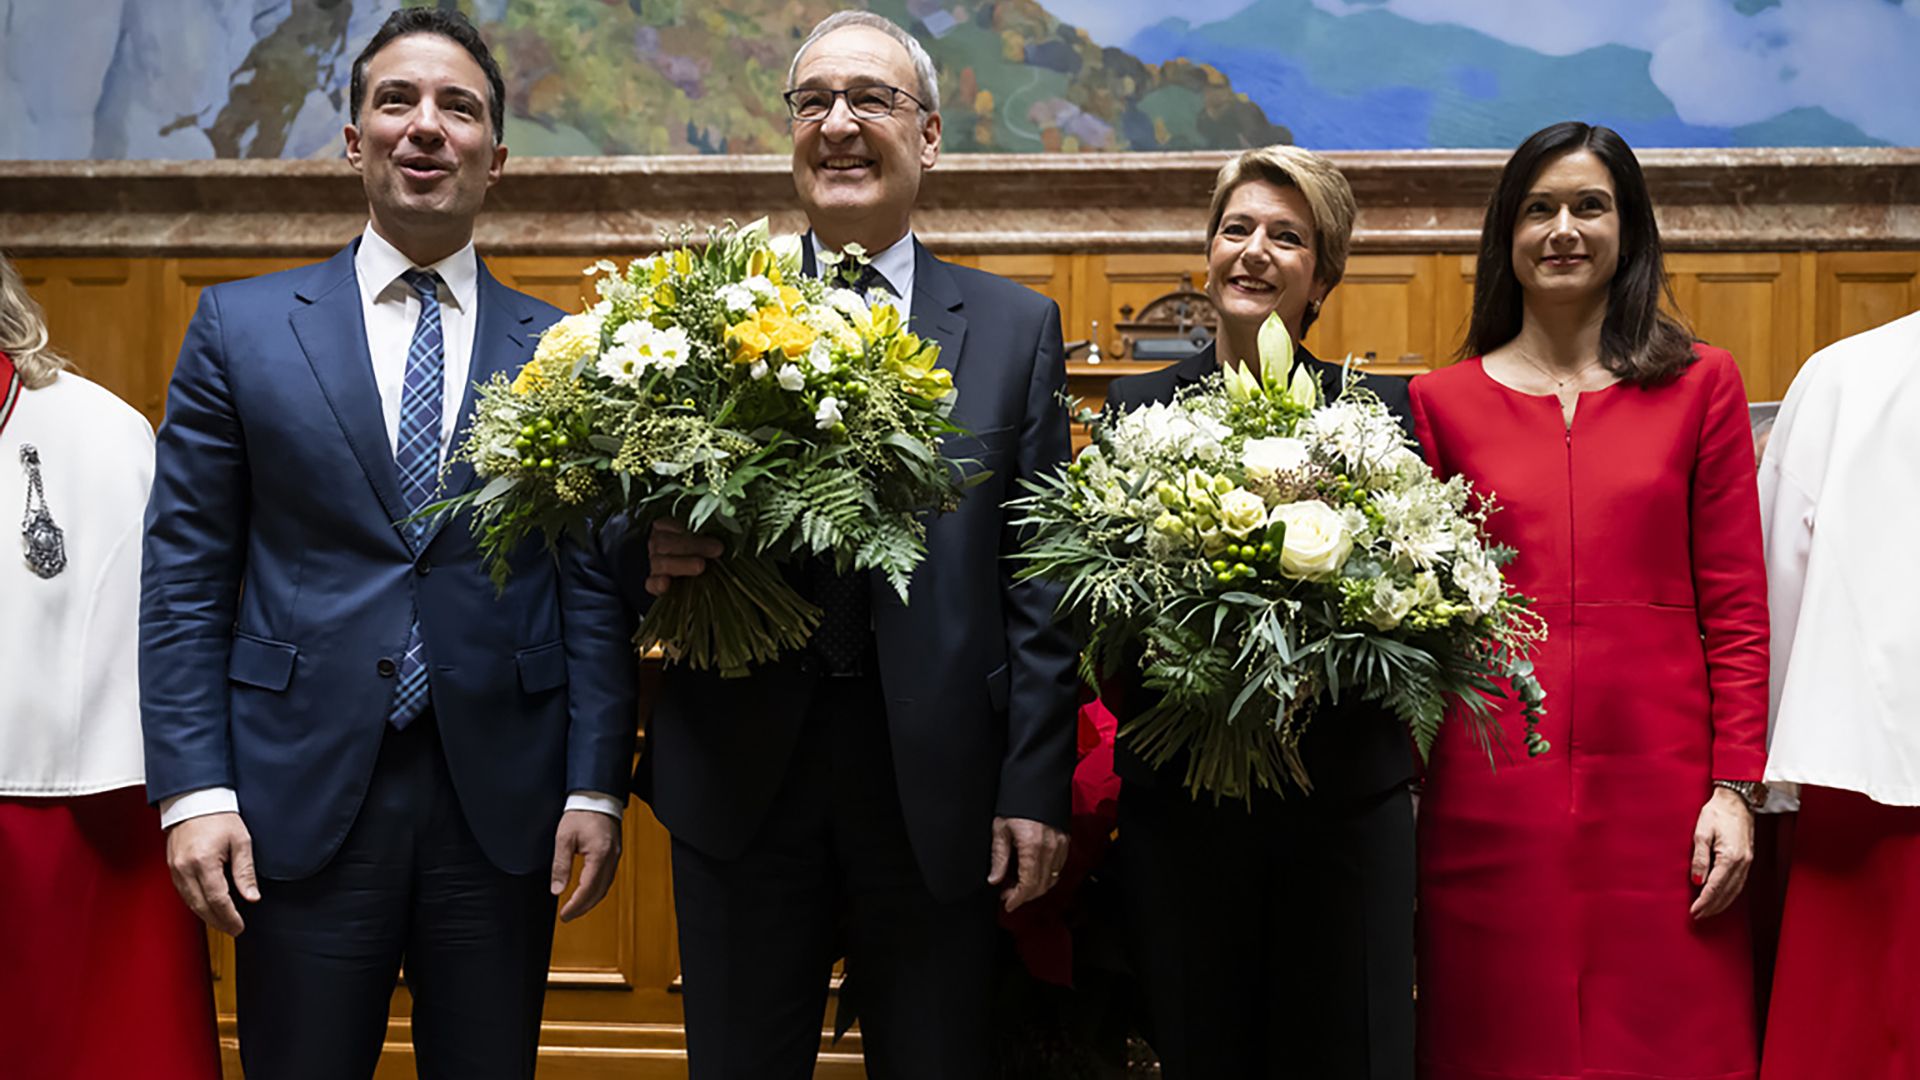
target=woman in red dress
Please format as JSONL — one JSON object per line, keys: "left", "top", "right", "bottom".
{"left": 1408, "top": 123, "right": 1769, "bottom": 1080}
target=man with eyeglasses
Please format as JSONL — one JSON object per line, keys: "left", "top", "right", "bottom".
{"left": 620, "top": 10, "right": 1080, "bottom": 1079}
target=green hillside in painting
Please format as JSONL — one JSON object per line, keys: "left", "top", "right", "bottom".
{"left": 199, "top": 0, "right": 1287, "bottom": 157}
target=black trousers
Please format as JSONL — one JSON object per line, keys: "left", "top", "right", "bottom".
{"left": 670, "top": 674, "right": 998, "bottom": 1080}
{"left": 1116, "top": 778, "right": 1416, "bottom": 1080}
{"left": 234, "top": 713, "right": 557, "bottom": 1080}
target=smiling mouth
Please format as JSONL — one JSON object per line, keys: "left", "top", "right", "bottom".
{"left": 397, "top": 160, "right": 451, "bottom": 181}
{"left": 1226, "top": 275, "right": 1276, "bottom": 294}
{"left": 820, "top": 156, "right": 875, "bottom": 173}
{"left": 1542, "top": 255, "right": 1589, "bottom": 267}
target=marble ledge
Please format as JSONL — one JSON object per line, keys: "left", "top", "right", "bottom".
{"left": 3, "top": 149, "right": 1915, "bottom": 257}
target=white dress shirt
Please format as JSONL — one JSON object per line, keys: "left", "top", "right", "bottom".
{"left": 0, "top": 373, "right": 154, "bottom": 796}
{"left": 161, "top": 227, "right": 621, "bottom": 827}
{"left": 1761, "top": 308, "right": 1920, "bottom": 808}
{"left": 810, "top": 229, "right": 916, "bottom": 315}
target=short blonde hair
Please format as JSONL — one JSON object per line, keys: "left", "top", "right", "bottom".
{"left": 0, "top": 253, "right": 68, "bottom": 390}
{"left": 1205, "top": 145, "right": 1357, "bottom": 295}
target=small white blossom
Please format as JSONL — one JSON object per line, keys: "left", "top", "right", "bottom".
{"left": 815, "top": 396, "right": 843, "bottom": 430}
{"left": 749, "top": 360, "right": 770, "bottom": 380}
{"left": 719, "top": 283, "right": 757, "bottom": 314}
{"left": 805, "top": 339, "right": 835, "bottom": 374}
{"left": 597, "top": 342, "right": 643, "bottom": 384}
{"left": 776, "top": 364, "right": 806, "bottom": 391}
{"left": 648, "top": 326, "right": 691, "bottom": 374}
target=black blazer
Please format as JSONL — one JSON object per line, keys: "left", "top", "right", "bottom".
{"left": 1101, "top": 342, "right": 1419, "bottom": 803}
{"left": 607, "top": 240, "right": 1081, "bottom": 902}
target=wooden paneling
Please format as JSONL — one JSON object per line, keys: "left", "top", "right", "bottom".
{"left": 1667, "top": 252, "right": 1804, "bottom": 401}
{"left": 1815, "top": 251, "right": 1920, "bottom": 352}
{"left": 1303, "top": 254, "right": 1437, "bottom": 375}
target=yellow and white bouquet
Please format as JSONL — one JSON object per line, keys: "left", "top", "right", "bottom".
{"left": 444, "top": 219, "right": 966, "bottom": 675}
{"left": 1013, "top": 316, "right": 1547, "bottom": 799}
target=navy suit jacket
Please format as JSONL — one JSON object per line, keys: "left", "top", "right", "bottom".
{"left": 1103, "top": 342, "right": 1420, "bottom": 802}
{"left": 602, "top": 241, "right": 1082, "bottom": 902}
{"left": 140, "top": 241, "right": 636, "bottom": 880}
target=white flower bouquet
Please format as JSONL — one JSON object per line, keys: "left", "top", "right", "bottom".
{"left": 436, "top": 220, "right": 967, "bottom": 675}
{"left": 1012, "top": 316, "right": 1548, "bottom": 799}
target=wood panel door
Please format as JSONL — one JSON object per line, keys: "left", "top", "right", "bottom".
{"left": 1666, "top": 252, "right": 1806, "bottom": 402}
{"left": 1303, "top": 253, "right": 1438, "bottom": 377}
{"left": 1815, "top": 252, "right": 1920, "bottom": 352}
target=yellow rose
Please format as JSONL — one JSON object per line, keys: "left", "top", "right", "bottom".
{"left": 727, "top": 318, "right": 770, "bottom": 363}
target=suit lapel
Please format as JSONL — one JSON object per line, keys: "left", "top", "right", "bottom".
{"left": 1172, "top": 343, "right": 1220, "bottom": 390}
{"left": 909, "top": 240, "right": 966, "bottom": 379}
{"left": 290, "top": 243, "right": 410, "bottom": 531}
{"left": 418, "top": 258, "right": 538, "bottom": 550}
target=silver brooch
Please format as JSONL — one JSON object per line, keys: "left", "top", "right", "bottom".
{"left": 20, "top": 444, "right": 65, "bottom": 579}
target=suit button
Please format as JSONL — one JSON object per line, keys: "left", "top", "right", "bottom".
{"left": 415, "top": 562, "right": 431, "bottom": 577}
{"left": 376, "top": 658, "right": 398, "bottom": 678}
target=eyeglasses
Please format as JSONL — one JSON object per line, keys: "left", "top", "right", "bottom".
{"left": 783, "top": 84, "right": 927, "bottom": 123}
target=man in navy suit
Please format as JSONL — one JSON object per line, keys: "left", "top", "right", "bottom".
{"left": 138, "top": 10, "right": 634, "bottom": 1078}
{"left": 615, "top": 11, "right": 1081, "bottom": 1078}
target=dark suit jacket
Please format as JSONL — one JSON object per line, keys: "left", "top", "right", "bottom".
{"left": 609, "top": 240, "right": 1082, "bottom": 903}
{"left": 140, "top": 241, "right": 636, "bottom": 879}
{"left": 1101, "top": 342, "right": 1419, "bottom": 803}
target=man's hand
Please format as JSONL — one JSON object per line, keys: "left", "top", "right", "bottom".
{"left": 645, "top": 520, "right": 724, "bottom": 597}
{"left": 551, "top": 810, "right": 622, "bottom": 922}
{"left": 987, "top": 816, "right": 1069, "bottom": 913}
{"left": 165, "top": 811, "right": 259, "bottom": 936}
{"left": 1690, "top": 786, "right": 1755, "bottom": 920}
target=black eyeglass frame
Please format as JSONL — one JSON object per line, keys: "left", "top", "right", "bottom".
{"left": 782, "top": 84, "right": 930, "bottom": 123}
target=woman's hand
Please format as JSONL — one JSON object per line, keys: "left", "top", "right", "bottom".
{"left": 1689, "top": 786, "right": 1754, "bottom": 920}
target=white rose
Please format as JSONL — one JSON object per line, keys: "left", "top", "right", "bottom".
{"left": 815, "top": 396, "right": 843, "bottom": 431}
{"left": 1270, "top": 500, "right": 1354, "bottom": 580}
{"left": 1217, "top": 488, "right": 1270, "bottom": 539}
{"left": 776, "top": 363, "right": 806, "bottom": 391}
{"left": 1242, "top": 436, "right": 1311, "bottom": 476}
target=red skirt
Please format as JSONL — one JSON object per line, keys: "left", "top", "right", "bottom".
{"left": 0, "top": 787, "right": 221, "bottom": 1080}
{"left": 1761, "top": 786, "right": 1920, "bottom": 1080}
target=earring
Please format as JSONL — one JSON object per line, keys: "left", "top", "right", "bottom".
{"left": 1307, "top": 299, "right": 1322, "bottom": 317}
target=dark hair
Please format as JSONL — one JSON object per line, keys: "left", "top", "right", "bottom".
{"left": 1461, "top": 121, "right": 1694, "bottom": 384}
{"left": 349, "top": 8, "right": 506, "bottom": 144}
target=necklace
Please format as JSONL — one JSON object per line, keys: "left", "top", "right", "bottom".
{"left": 1514, "top": 348, "right": 1605, "bottom": 393}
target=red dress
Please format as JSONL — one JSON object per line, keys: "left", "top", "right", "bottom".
{"left": 1408, "top": 347, "right": 1769, "bottom": 1080}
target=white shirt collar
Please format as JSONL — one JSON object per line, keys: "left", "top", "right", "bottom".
{"left": 809, "top": 229, "right": 916, "bottom": 306}
{"left": 355, "top": 224, "right": 479, "bottom": 311}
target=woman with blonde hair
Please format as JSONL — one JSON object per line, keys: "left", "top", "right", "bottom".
{"left": 1102, "top": 144, "right": 1418, "bottom": 1078}
{"left": 0, "top": 252, "right": 220, "bottom": 1077}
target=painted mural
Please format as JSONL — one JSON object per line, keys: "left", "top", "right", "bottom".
{"left": 1, "top": 0, "right": 1911, "bottom": 160}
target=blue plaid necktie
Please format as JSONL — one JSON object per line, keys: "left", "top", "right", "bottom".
{"left": 388, "top": 268, "right": 444, "bottom": 729}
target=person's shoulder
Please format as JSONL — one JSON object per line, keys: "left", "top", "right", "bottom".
{"left": 1406, "top": 356, "right": 1481, "bottom": 395}
{"left": 39, "top": 372, "right": 151, "bottom": 437}
{"left": 1106, "top": 363, "right": 1185, "bottom": 412}
{"left": 206, "top": 251, "right": 348, "bottom": 306}
{"left": 1798, "top": 310, "right": 1920, "bottom": 388}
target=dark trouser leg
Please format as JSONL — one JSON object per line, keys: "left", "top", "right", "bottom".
{"left": 671, "top": 706, "right": 840, "bottom": 1080}
{"left": 833, "top": 680, "right": 996, "bottom": 1080}
{"left": 234, "top": 723, "right": 422, "bottom": 1080}
{"left": 1115, "top": 779, "right": 1268, "bottom": 1080}
{"left": 1265, "top": 785, "right": 1415, "bottom": 1080}
{"left": 405, "top": 721, "right": 558, "bottom": 1080}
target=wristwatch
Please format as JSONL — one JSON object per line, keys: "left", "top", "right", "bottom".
{"left": 1713, "top": 779, "right": 1766, "bottom": 809}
